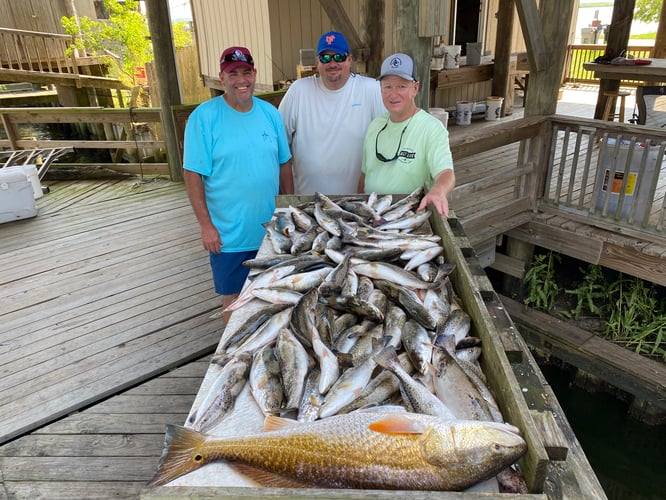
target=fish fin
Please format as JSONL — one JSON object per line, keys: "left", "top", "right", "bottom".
{"left": 147, "top": 424, "right": 211, "bottom": 487}
{"left": 264, "top": 414, "right": 300, "bottom": 432}
{"left": 372, "top": 345, "right": 398, "bottom": 370}
{"left": 229, "top": 463, "right": 312, "bottom": 488}
{"left": 368, "top": 414, "right": 426, "bottom": 435}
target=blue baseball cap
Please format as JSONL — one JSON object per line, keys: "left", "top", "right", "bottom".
{"left": 317, "top": 31, "right": 350, "bottom": 55}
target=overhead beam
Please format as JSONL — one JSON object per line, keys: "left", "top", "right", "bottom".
{"left": 514, "top": 0, "right": 547, "bottom": 72}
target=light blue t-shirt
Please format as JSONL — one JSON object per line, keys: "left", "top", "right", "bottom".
{"left": 183, "top": 96, "right": 291, "bottom": 252}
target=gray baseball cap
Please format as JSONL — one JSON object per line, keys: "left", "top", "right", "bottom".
{"left": 379, "top": 53, "right": 418, "bottom": 81}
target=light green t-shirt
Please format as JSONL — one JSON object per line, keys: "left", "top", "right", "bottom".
{"left": 361, "top": 109, "right": 453, "bottom": 194}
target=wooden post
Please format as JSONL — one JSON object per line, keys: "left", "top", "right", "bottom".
{"left": 592, "top": 0, "right": 636, "bottom": 119}
{"left": 502, "top": 0, "right": 576, "bottom": 294}
{"left": 359, "top": 0, "right": 385, "bottom": 77}
{"left": 144, "top": 0, "right": 183, "bottom": 182}
{"left": 523, "top": 0, "right": 576, "bottom": 116}
{"left": 492, "top": 0, "right": 516, "bottom": 116}
{"left": 652, "top": 0, "right": 666, "bottom": 58}
{"left": 393, "top": 0, "right": 432, "bottom": 109}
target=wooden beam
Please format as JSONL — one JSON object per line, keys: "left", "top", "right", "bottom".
{"left": 359, "top": 0, "right": 385, "bottom": 76}
{"left": 514, "top": 0, "right": 547, "bottom": 72}
{"left": 144, "top": 0, "right": 183, "bottom": 182}
{"left": 492, "top": 0, "right": 516, "bottom": 115}
{"left": 393, "top": 0, "right": 432, "bottom": 109}
{"left": 318, "top": 0, "right": 365, "bottom": 60}
{"left": 506, "top": 220, "right": 604, "bottom": 264}
{"left": 654, "top": 0, "right": 666, "bottom": 58}
{"left": 522, "top": 0, "right": 576, "bottom": 116}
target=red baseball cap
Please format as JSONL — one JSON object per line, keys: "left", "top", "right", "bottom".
{"left": 219, "top": 46, "right": 254, "bottom": 73}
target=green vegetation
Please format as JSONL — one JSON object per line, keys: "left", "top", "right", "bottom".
{"left": 523, "top": 251, "right": 560, "bottom": 312}
{"left": 523, "top": 253, "right": 666, "bottom": 361}
{"left": 61, "top": 0, "right": 192, "bottom": 88}
{"left": 635, "top": 0, "right": 662, "bottom": 24}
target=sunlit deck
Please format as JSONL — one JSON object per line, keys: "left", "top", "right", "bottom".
{"left": 0, "top": 86, "right": 664, "bottom": 499}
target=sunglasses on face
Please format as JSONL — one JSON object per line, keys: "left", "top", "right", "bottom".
{"left": 223, "top": 52, "right": 253, "bottom": 64}
{"left": 319, "top": 53, "right": 348, "bottom": 64}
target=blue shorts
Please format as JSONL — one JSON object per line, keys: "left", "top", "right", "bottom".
{"left": 209, "top": 250, "right": 257, "bottom": 295}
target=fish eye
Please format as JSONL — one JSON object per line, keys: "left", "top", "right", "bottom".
{"left": 493, "top": 444, "right": 501, "bottom": 451}
{"left": 194, "top": 454, "right": 203, "bottom": 462}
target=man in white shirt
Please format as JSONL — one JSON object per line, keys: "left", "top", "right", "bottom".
{"left": 279, "top": 31, "right": 385, "bottom": 194}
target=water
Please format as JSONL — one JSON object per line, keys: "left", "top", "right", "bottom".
{"left": 539, "top": 363, "right": 666, "bottom": 499}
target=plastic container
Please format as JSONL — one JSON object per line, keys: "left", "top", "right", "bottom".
{"left": 593, "top": 139, "right": 660, "bottom": 220}
{"left": 443, "top": 45, "right": 461, "bottom": 69}
{"left": 428, "top": 108, "right": 449, "bottom": 129}
{"left": 485, "top": 96, "right": 504, "bottom": 121}
{"left": 4, "top": 164, "right": 43, "bottom": 199}
{"left": 466, "top": 42, "right": 482, "bottom": 66}
{"left": 455, "top": 101, "right": 472, "bottom": 126}
{"left": 0, "top": 167, "right": 38, "bottom": 223}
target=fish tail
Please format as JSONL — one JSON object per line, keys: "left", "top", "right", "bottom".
{"left": 147, "top": 424, "right": 211, "bottom": 487}
{"left": 373, "top": 345, "right": 399, "bottom": 371}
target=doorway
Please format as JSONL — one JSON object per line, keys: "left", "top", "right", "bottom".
{"left": 454, "top": 0, "right": 481, "bottom": 55}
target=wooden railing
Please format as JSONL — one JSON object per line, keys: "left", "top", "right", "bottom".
{"left": 449, "top": 115, "right": 666, "bottom": 239}
{"left": 0, "top": 27, "right": 123, "bottom": 89}
{"left": 0, "top": 27, "right": 77, "bottom": 75}
{"left": 0, "top": 106, "right": 168, "bottom": 174}
{"left": 563, "top": 44, "right": 655, "bottom": 85}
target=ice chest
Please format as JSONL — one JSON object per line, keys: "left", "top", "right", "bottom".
{"left": 0, "top": 167, "right": 38, "bottom": 224}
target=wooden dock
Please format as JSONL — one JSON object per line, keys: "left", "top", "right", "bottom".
{"left": 0, "top": 179, "right": 221, "bottom": 498}
{"left": 0, "top": 86, "right": 662, "bottom": 499}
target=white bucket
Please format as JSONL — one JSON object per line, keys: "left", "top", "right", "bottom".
{"left": 466, "top": 42, "right": 482, "bottom": 66}
{"left": 428, "top": 108, "right": 449, "bottom": 129}
{"left": 443, "top": 45, "right": 461, "bottom": 69}
{"left": 485, "top": 96, "right": 504, "bottom": 121}
{"left": 455, "top": 101, "right": 472, "bottom": 126}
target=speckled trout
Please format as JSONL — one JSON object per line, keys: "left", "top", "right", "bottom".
{"left": 148, "top": 410, "right": 527, "bottom": 490}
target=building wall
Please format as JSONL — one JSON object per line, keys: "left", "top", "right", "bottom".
{"left": 0, "top": 0, "right": 96, "bottom": 33}
{"left": 191, "top": 0, "right": 274, "bottom": 91}
{"left": 189, "top": 0, "right": 535, "bottom": 92}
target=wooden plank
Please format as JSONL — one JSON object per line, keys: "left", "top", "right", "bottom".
{"left": 599, "top": 241, "right": 666, "bottom": 287}
{"left": 530, "top": 411, "right": 569, "bottom": 461}
{"left": 436, "top": 64, "right": 493, "bottom": 89}
{"left": 501, "top": 295, "right": 666, "bottom": 411}
{"left": 490, "top": 252, "right": 527, "bottom": 279}
{"left": 505, "top": 220, "right": 604, "bottom": 264}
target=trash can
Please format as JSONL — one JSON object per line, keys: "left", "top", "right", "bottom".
{"left": 593, "top": 138, "right": 661, "bottom": 220}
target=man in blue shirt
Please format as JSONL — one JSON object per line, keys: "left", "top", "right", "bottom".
{"left": 183, "top": 46, "right": 293, "bottom": 323}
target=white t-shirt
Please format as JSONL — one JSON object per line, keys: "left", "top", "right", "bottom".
{"left": 279, "top": 73, "right": 386, "bottom": 194}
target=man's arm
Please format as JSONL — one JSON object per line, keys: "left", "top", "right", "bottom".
{"left": 418, "top": 169, "right": 455, "bottom": 217}
{"left": 183, "top": 169, "right": 222, "bottom": 253}
{"left": 279, "top": 159, "right": 294, "bottom": 194}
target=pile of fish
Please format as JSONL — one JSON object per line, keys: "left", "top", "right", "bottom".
{"left": 149, "top": 189, "right": 528, "bottom": 492}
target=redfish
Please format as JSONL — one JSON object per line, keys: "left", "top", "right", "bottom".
{"left": 148, "top": 410, "right": 527, "bottom": 491}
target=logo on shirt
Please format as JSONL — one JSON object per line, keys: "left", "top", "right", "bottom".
{"left": 397, "top": 149, "right": 416, "bottom": 162}
{"left": 262, "top": 131, "right": 270, "bottom": 141}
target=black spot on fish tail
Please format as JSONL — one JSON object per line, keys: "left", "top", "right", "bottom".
{"left": 147, "top": 424, "right": 211, "bottom": 487}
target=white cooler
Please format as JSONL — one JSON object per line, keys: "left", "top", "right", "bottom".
{"left": 0, "top": 167, "right": 38, "bottom": 224}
